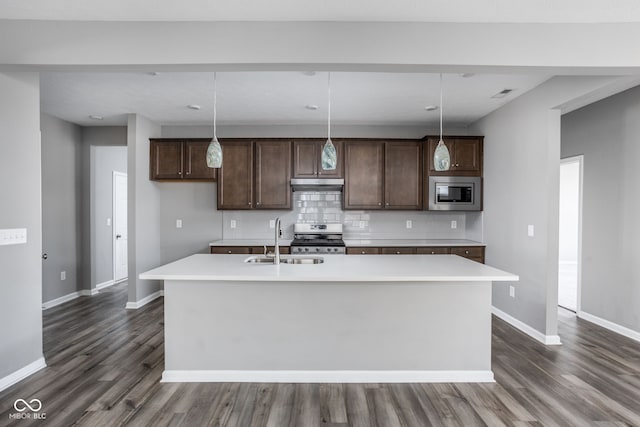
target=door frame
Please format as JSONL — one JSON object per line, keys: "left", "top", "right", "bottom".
{"left": 113, "top": 171, "right": 128, "bottom": 284}
{"left": 559, "top": 155, "right": 583, "bottom": 313}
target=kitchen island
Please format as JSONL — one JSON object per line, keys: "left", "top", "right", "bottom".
{"left": 140, "top": 254, "right": 518, "bottom": 383}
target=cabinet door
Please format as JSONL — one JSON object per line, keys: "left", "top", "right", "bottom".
{"left": 184, "top": 140, "right": 216, "bottom": 180}
{"left": 317, "top": 139, "right": 344, "bottom": 178}
{"left": 452, "top": 138, "right": 482, "bottom": 175}
{"left": 346, "top": 247, "right": 381, "bottom": 255}
{"left": 255, "top": 140, "right": 292, "bottom": 209}
{"left": 451, "top": 246, "right": 485, "bottom": 263}
{"left": 384, "top": 141, "right": 422, "bottom": 209}
{"left": 150, "top": 140, "right": 183, "bottom": 180}
{"left": 426, "top": 137, "right": 482, "bottom": 176}
{"left": 292, "top": 140, "right": 318, "bottom": 178}
{"left": 217, "top": 140, "right": 253, "bottom": 210}
{"left": 416, "top": 247, "right": 450, "bottom": 255}
{"left": 210, "top": 246, "right": 252, "bottom": 254}
{"left": 344, "top": 141, "right": 384, "bottom": 209}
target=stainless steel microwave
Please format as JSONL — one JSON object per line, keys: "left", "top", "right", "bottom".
{"left": 428, "top": 176, "right": 482, "bottom": 211}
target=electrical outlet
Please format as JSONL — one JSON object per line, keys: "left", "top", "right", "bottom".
{"left": 106, "top": 218, "right": 111, "bottom": 226}
{"left": 176, "top": 219, "right": 183, "bottom": 229}
{"left": 451, "top": 220, "right": 457, "bottom": 229}
{"left": 509, "top": 285, "right": 515, "bottom": 298}
{"left": 269, "top": 220, "right": 275, "bottom": 229}
{"left": 359, "top": 221, "right": 365, "bottom": 229}
{"left": 406, "top": 220, "right": 412, "bottom": 229}
{"left": 528, "top": 225, "right": 534, "bottom": 237}
{"left": 230, "top": 220, "right": 237, "bottom": 229}
{"left": 61, "top": 271, "right": 66, "bottom": 281}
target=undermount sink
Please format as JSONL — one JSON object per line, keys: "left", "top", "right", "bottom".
{"left": 244, "top": 256, "right": 324, "bottom": 265}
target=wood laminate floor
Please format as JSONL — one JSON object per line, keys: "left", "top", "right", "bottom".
{"left": 2, "top": 282, "right": 640, "bottom": 426}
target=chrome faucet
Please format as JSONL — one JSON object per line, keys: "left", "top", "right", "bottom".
{"left": 274, "top": 217, "right": 282, "bottom": 265}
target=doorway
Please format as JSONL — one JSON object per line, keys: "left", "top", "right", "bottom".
{"left": 113, "top": 172, "right": 128, "bottom": 283}
{"left": 558, "top": 156, "right": 583, "bottom": 312}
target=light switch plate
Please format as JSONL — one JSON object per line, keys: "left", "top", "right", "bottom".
{"left": 176, "top": 219, "right": 183, "bottom": 229}
{"left": 509, "top": 285, "right": 515, "bottom": 298}
{"left": 230, "top": 220, "right": 237, "bottom": 229}
{"left": 527, "top": 225, "right": 534, "bottom": 237}
{"left": 61, "top": 271, "right": 66, "bottom": 281}
{"left": 451, "top": 220, "right": 457, "bottom": 229}
{"left": 106, "top": 218, "right": 111, "bottom": 227}
{"left": 406, "top": 220, "right": 412, "bottom": 229}
{"left": 0, "top": 228, "right": 27, "bottom": 246}
{"left": 269, "top": 220, "right": 275, "bottom": 229}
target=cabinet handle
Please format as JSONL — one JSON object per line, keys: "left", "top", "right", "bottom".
{"left": 361, "top": 251, "right": 366, "bottom": 254}
{"left": 178, "top": 171, "right": 182, "bottom": 175}
{"left": 248, "top": 202, "right": 251, "bottom": 205}
{"left": 186, "top": 171, "right": 190, "bottom": 175}
{"left": 228, "top": 250, "right": 232, "bottom": 254}
{"left": 431, "top": 251, "right": 435, "bottom": 254}
{"left": 257, "top": 202, "right": 260, "bottom": 205}
{"left": 465, "top": 250, "right": 469, "bottom": 254}
{"left": 396, "top": 251, "right": 400, "bottom": 254}
{"left": 378, "top": 202, "right": 382, "bottom": 206}
{"left": 385, "top": 202, "right": 389, "bottom": 206}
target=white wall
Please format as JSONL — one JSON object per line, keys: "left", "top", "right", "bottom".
{"left": 127, "top": 114, "right": 162, "bottom": 304}
{"left": 41, "top": 113, "right": 82, "bottom": 303}
{"left": 562, "top": 85, "right": 640, "bottom": 333}
{"left": 0, "top": 72, "right": 44, "bottom": 382}
{"left": 469, "top": 76, "right": 624, "bottom": 339}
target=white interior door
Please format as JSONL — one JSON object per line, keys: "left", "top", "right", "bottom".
{"left": 113, "top": 172, "right": 128, "bottom": 282}
{"left": 558, "top": 157, "right": 582, "bottom": 313}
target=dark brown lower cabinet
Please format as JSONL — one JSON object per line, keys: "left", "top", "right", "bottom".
{"left": 346, "top": 246, "right": 485, "bottom": 263}
{"left": 210, "top": 246, "right": 290, "bottom": 255}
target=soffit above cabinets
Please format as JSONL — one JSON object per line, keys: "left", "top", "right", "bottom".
{"left": 40, "top": 71, "right": 550, "bottom": 127}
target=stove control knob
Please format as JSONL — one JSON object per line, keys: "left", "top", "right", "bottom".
{"left": 316, "top": 248, "right": 320, "bottom": 252}
{"left": 304, "top": 248, "right": 309, "bottom": 252}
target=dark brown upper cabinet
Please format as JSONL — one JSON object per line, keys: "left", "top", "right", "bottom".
{"left": 217, "top": 139, "right": 292, "bottom": 210}
{"left": 344, "top": 140, "right": 422, "bottom": 210}
{"left": 425, "top": 136, "right": 483, "bottom": 176}
{"left": 384, "top": 140, "right": 423, "bottom": 209}
{"left": 344, "top": 141, "right": 385, "bottom": 209}
{"left": 149, "top": 138, "right": 216, "bottom": 181}
{"left": 292, "top": 139, "right": 344, "bottom": 178}
{"left": 254, "top": 140, "right": 292, "bottom": 209}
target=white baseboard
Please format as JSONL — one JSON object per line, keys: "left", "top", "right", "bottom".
{"left": 159, "top": 290, "right": 165, "bottom": 296}
{"left": 578, "top": 310, "right": 640, "bottom": 343}
{"left": 125, "top": 290, "right": 163, "bottom": 310}
{"left": 162, "top": 370, "right": 495, "bottom": 383}
{"left": 492, "top": 306, "right": 562, "bottom": 346}
{"left": 42, "top": 291, "right": 80, "bottom": 310}
{"left": 0, "top": 357, "right": 47, "bottom": 392}
{"left": 79, "top": 288, "right": 99, "bottom": 296}
{"left": 96, "top": 280, "right": 115, "bottom": 290}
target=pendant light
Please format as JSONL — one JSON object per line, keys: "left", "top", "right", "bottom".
{"left": 206, "top": 72, "right": 222, "bottom": 168}
{"left": 321, "top": 72, "right": 337, "bottom": 171}
{"left": 433, "top": 73, "right": 451, "bottom": 171}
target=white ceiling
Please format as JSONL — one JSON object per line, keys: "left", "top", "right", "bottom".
{"left": 2, "top": 0, "right": 640, "bottom": 23}
{"left": 40, "top": 72, "right": 550, "bottom": 127}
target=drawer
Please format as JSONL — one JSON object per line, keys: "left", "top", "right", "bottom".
{"left": 451, "top": 247, "right": 484, "bottom": 259}
{"left": 210, "top": 246, "right": 252, "bottom": 254}
{"left": 416, "top": 247, "right": 451, "bottom": 255}
{"left": 346, "top": 247, "right": 381, "bottom": 255}
{"left": 249, "top": 246, "right": 290, "bottom": 255}
{"left": 381, "top": 247, "right": 417, "bottom": 255}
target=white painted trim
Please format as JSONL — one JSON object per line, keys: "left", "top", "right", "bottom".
{"left": 42, "top": 291, "right": 80, "bottom": 310}
{"left": 578, "top": 311, "right": 640, "bottom": 343}
{"left": 114, "top": 278, "right": 128, "bottom": 285}
{"left": 0, "top": 357, "right": 47, "bottom": 392}
{"left": 125, "top": 290, "right": 162, "bottom": 310}
{"left": 492, "top": 306, "right": 562, "bottom": 346}
{"left": 79, "top": 288, "right": 99, "bottom": 296}
{"left": 96, "top": 280, "right": 115, "bottom": 290}
{"left": 161, "top": 370, "right": 495, "bottom": 384}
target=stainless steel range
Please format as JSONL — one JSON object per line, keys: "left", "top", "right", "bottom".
{"left": 290, "top": 223, "right": 346, "bottom": 254}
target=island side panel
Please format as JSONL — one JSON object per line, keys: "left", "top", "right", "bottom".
{"left": 163, "top": 280, "right": 492, "bottom": 381}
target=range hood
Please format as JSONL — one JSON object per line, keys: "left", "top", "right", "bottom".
{"left": 290, "top": 178, "right": 344, "bottom": 192}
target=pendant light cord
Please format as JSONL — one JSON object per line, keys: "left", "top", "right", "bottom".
{"left": 213, "top": 72, "right": 217, "bottom": 140}
{"left": 327, "top": 72, "right": 331, "bottom": 141}
{"left": 439, "top": 73, "right": 443, "bottom": 141}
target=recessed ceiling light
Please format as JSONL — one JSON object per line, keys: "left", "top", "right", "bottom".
{"left": 491, "top": 89, "right": 515, "bottom": 99}
{"left": 305, "top": 104, "right": 319, "bottom": 110}
{"left": 302, "top": 71, "right": 317, "bottom": 76}
{"left": 187, "top": 104, "right": 201, "bottom": 110}
{"left": 89, "top": 115, "right": 104, "bottom": 120}
{"left": 424, "top": 105, "right": 438, "bottom": 112}
{"left": 461, "top": 73, "right": 475, "bottom": 78}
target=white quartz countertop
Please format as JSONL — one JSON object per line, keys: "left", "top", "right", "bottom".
{"left": 209, "top": 239, "right": 293, "bottom": 247}
{"left": 209, "top": 239, "right": 483, "bottom": 247}
{"left": 140, "top": 254, "right": 517, "bottom": 282}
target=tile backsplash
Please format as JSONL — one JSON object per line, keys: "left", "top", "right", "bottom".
{"left": 221, "top": 191, "right": 480, "bottom": 240}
